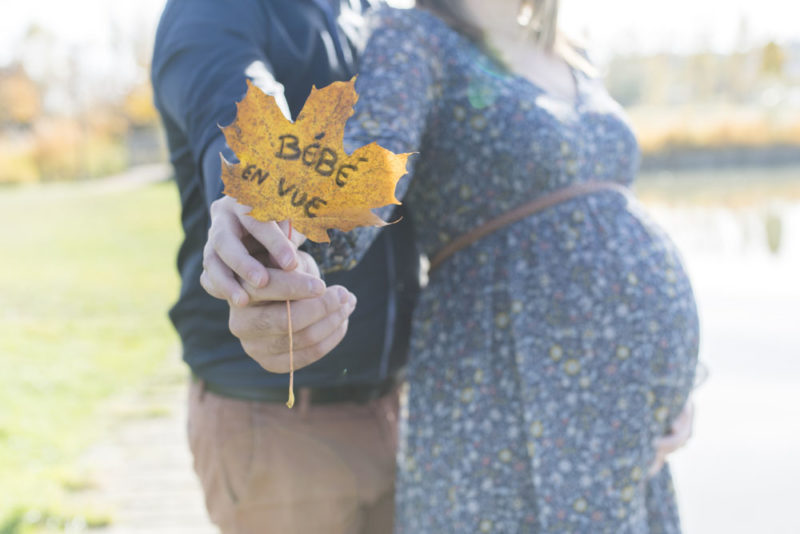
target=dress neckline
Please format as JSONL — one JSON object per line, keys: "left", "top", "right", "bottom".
{"left": 510, "top": 62, "right": 584, "bottom": 112}
{"left": 471, "top": 43, "right": 585, "bottom": 112}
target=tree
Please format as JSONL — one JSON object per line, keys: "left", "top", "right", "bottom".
{"left": 0, "top": 65, "right": 41, "bottom": 126}
{"left": 760, "top": 41, "right": 785, "bottom": 77}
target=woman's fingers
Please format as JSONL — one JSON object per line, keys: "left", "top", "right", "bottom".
{"left": 658, "top": 400, "right": 694, "bottom": 452}
{"left": 649, "top": 399, "right": 695, "bottom": 477}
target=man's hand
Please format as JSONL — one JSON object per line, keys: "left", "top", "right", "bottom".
{"left": 230, "top": 279, "right": 356, "bottom": 373}
{"left": 200, "top": 196, "right": 357, "bottom": 373}
{"left": 649, "top": 398, "right": 695, "bottom": 477}
{"left": 228, "top": 249, "right": 356, "bottom": 373}
{"left": 201, "top": 195, "right": 305, "bottom": 306}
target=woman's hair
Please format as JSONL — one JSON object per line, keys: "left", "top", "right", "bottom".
{"left": 415, "top": 0, "right": 595, "bottom": 76}
{"left": 414, "top": 0, "right": 485, "bottom": 44}
{"left": 415, "top": 0, "right": 559, "bottom": 51}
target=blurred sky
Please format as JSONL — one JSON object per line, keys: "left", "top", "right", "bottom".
{"left": 1, "top": 0, "right": 798, "bottom": 109}
{"left": 2, "top": 0, "right": 798, "bottom": 61}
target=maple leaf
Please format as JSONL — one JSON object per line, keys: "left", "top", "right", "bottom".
{"left": 220, "top": 78, "right": 410, "bottom": 243}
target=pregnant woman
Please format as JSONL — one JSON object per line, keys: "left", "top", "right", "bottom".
{"left": 307, "top": 1, "right": 700, "bottom": 532}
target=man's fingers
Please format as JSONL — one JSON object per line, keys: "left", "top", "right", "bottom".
{"left": 296, "top": 250, "right": 321, "bottom": 278}
{"left": 233, "top": 286, "right": 353, "bottom": 337}
{"left": 229, "top": 286, "right": 351, "bottom": 339}
{"left": 278, "top": 220, "right": 307, "bottom": 248}
{"left": 291, "top": 318, "right": 350, "bottom": 369}
{"left": 201, "top": 252, "right": 249, "bottom": 305}
{"left": 207, "top": 197, "right": 269, "bottom": 287}
{"left": 251, "top": 319, "right": 350, "bottom": 373}
{"left": 243, "top": 268, "right": 326, "bottom": 302}
{"left": 199, "top": 270, "right": 223, "bottom": 300}
{"left": 249, "top": 249, "right": 320, "bottom": 277}
{"left": 239, "top": 216, "right": 298, "bottom": 270}
{"left": 282, "top": 294, "right": 356, "bottom": 351}
{"left": 251, "top": 295, "right": 354, "bottom": 354}
{"left": 211, "top": 224, "right": 270, "bottom": 288}
{"left": 288, "top": 286, "right": 354, "bottom": 332}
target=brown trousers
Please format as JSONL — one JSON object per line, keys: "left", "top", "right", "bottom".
{"left": 188, "top": 380, "right": 399, "bottom": 534}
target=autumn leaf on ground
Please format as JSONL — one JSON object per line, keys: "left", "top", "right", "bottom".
{"left": 220, "top": 78, "right": 410, "bottom": 243}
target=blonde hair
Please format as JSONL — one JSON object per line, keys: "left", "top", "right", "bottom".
{"left": 516, "top": 0, "right": 559, "bottom": 51}
{"left": 517, "top": 0, "right": 598, "bottom": 76}
{"left": 418, "top": 0, "right": 596, "bottom": 77}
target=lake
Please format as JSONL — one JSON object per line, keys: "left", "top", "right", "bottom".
{"left": 637, "top": 165, "right": 800, "bottom": 534}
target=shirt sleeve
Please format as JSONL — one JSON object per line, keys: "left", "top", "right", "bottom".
{"left": 308, "top": 8, "right": 439, "bottom": 272}
{"left": 151, "top": 0, "right": 291, "bottom": 208}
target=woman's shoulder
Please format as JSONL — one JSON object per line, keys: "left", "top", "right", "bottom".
{"left": 367, "top": 5, "right": 460, "bottom": 46}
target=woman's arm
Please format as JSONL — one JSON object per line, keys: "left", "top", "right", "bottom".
{"left": 307, "top": 8, "right": 439, "bottom": 273}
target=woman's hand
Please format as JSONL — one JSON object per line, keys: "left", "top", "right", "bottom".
{"left": 649, "top": 398, "right": 695, "bottom": 477}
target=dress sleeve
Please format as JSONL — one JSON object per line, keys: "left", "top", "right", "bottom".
{"left": 307, "top": 8, "right": 439, "bottom": 273}
{"left": 151, "top": 0, "right": 291, "bottom": 208}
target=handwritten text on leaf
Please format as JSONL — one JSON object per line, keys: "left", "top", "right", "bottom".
{"left": 220, "top": 78, "right": 410, "bottom": 243}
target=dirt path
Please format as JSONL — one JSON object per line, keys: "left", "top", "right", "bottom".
{"left": 80, "top": 357, "right": 217, "bottom": 534}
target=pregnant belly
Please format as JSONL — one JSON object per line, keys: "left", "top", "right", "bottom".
{"left": 412, "top": 192, "right": 699, "bottom": 431}
{"left": 502, "top": 193, "right": 700, "bottom": 427}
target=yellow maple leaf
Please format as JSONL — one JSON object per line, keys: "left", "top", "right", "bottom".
{"left": 220, "top": 78, "right": 410, "bottom": 243}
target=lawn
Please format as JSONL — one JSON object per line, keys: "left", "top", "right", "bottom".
{"left": 0, "top": 179, "right": 182, "bottom": 532}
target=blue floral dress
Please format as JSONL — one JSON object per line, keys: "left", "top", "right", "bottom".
{"left": 311, "top": 7, "right": 699, "bottom": 533}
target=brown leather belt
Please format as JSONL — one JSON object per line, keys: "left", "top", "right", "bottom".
{"left": 428, "top": 181, "right": 633, "bottom": 272}
{"left": 198, "top": 374, "right": 398, "bottom": 405}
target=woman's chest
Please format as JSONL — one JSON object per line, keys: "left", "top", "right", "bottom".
{"left": 421, "top": 63, "right": 639, "bottom": 191}
{"left": 405, "top": 58, "right": 641, "bottom": 249}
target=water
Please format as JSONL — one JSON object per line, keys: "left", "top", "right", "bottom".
{"left": 637, "top": 169, "right": 800, "bottom": 534}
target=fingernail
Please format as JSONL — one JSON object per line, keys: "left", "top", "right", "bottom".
{"left": 338, "top": 287, "right": 349, "bottom": 304}
{"left": 648, "top": 463, "right": 660, "bottom": 477}
{"left": 233, "top": 292, "right": 247, "bottom": 307}
{"left": 309, "top": 278, "right": 325, "bottom": 294}
{"left": 280, "top": 250, "right": 295, "bottom": 269}
{"left": 348, "top": 293, "right": 357, "bottom": 308}
{"left": 249, "top": 271, "right": 265, "bottom": 287}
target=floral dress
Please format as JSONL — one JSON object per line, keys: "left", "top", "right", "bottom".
{"left": 311, "top": 7, "right": 700, "bottom": 533}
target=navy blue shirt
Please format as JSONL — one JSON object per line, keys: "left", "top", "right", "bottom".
{"left": 151, "top": 0, "right": 419, "bottom": 388}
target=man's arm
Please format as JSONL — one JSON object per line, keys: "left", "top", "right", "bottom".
{"left": 152, "top": 0, "right": 299, "bottom": 295}
{"left": 152, "top": 0, "right": 355, "bottom": 372}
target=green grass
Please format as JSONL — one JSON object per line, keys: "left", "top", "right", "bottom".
{"left": 0, "top": 179, "right": 182, "bottom": 531}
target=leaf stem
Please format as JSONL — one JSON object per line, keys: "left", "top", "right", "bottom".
{"left": 286, "top": 220, "right": 295, "bottom": 408}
